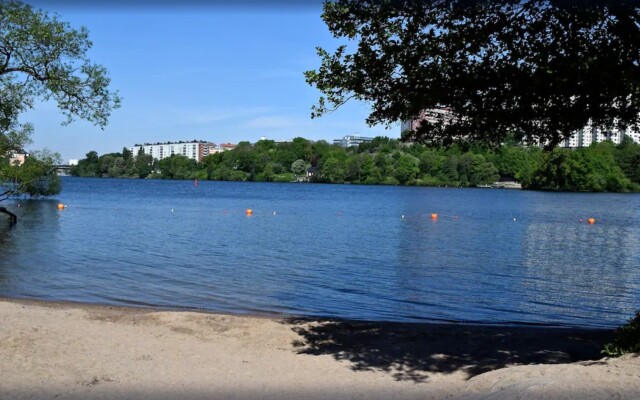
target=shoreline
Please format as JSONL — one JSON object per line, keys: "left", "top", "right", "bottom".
{"left": 59, "top": 168, "right": 640, "bottom": 194}
{"left": 0, "top": 295, "right": 622, "bottom": 330}
{"left": 2, "top": 298, "right": 639, "bottom": 399}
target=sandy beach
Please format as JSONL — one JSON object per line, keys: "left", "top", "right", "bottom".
{"left": 1, "top": 298, "right": 638, "bottom": 400}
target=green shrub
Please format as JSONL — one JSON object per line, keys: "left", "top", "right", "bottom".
{"left": 363, "top": 176, "right": 380, "bottom": 185}
{"left": 382, "top": 176, "right": 400, "bottom": 185}
{"left": 603, "top": 311, "right": 640, "bottom": 357}
{"left": 417, "top": 175, "right": 442, "bottom": 186}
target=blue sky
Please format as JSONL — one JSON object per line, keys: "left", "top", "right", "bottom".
{"left": 22, "top": 2, "right": 399, "bottom": 162}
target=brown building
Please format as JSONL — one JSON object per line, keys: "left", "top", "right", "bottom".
{"left": 400, "top": 107, "right": 454, "bottom": 136}
{"left": 9, "top": 153, "right": 28, "bottom": 166}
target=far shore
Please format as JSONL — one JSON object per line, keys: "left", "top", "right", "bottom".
{"left": 1, "top": 297, "right": 639, "bottom": 400}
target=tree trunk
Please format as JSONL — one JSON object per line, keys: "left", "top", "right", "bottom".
{"left": 0, "top": 207, "right": 17, "bottom": 224}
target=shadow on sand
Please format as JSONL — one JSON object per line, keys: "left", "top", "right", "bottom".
{"left": 283, "top": 318, "right": 613, "bottom": 382}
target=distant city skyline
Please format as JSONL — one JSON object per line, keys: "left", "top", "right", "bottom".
{"left": 21, "top": 2, "right": 398, "bottom": 162}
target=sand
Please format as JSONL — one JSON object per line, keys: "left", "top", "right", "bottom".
{"left": 1, "top": 298, "right": 638, "bottom": 400}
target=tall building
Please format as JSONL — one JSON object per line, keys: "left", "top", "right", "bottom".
{"left": 626, "top": 128, "right": 640, "bottom": 144}
{"left": 8, "top": 153, "right": 28, "bottom": 166}
{"left": 219, "top": 143, "right": 237, "bottom": 151}
{"left": 402, "top": 108, "right": 640, "bottom": 147}
{"left": 333, "top": 135, "right": 374, "bottom": 147}
{"left": 560, "top": 125, "right": 640, "bottom": 148}
{"left": 130, "top": 140, "right": 216, "bottom": 162}
{"left": 401, "top": 107, "right": 454, "bottom": 135}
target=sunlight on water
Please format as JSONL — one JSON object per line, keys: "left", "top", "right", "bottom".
{"left": 0, "top": 177, "right": 638, "bottom": 328}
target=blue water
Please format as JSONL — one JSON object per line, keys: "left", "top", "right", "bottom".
{"left": 0, "top": 177, "right": 638, "bottom": 328}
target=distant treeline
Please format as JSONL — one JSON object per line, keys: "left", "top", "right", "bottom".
{"left": 70, "top": 136, "right": 640, "bottom": 192}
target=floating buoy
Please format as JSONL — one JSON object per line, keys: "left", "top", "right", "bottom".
{"left": 171, "top": 208, "right": 174, "bottom": 212}
{"left": 431, "top": 213, "right": 438, "bottom": 220}
{"left": 57, "top": 203, "right": 65, "bottom": 210}
{"left": 588, "top": 217, "right": 596, "bottom": 224}
{"left": 513, "top": 217, "right": 517, "bottom": 221}
{"left": 273, "top": 211, "right": 276, "bottom": 215}
{"left": 246, "top": 208, "right": 253, "bottom": 215}
{"left": 401, "top": 214, "right": 405, "bottom": 219}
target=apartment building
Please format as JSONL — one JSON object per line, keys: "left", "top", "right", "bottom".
{"left": 401, "top": 108, "right": 640, "bottom": 148}
{"left": 8, "top": 153, "right": 28, "bottom": 166}
{"left": 130, "top": 140, "right": 215, "bottom": 162}
{"left": 333, "top": 135, "right": 374, "bottom": 148}
{"left": 560, "top": 125, "right": 640, "bottom": 148}
{"left": 401, "top": 107, "right": 454, "bottom": 135}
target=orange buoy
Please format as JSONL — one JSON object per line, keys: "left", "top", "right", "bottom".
{"left": 431, "top": 213, "right": 438, "bottom": 220}
{"left": 246, "top": 208, "right": 253, "bottom": 215}
{"left": 57, "top": 203, "right": 65, "bottom": 210}
{"left": 587, "top": 217, "right": 596, "bottom": 224}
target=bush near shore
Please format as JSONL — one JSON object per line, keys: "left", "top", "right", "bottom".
{"left": 70, "top": 136, "right": 640, "bottom": 192}
{"left": 603, "top": 311, "right": 640, "bottom": 357}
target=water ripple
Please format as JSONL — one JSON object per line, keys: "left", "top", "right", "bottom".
{"left": 0, "top": 179, "right": 638, "bottom": 328}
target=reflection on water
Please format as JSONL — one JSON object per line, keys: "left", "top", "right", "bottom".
{"left": 521, "top": 221, "right": 640, "bottom": 326}
{"left": 0, "top": 200, "right": 61, "bottom": 290}
{"left": 0, "top": 178, "right": 638, "bottom": 328}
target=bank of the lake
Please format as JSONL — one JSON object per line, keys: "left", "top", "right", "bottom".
{"left": 3, "top": 298, "right": 640, "bottom": 400}
{"left": 71, "top": 137, "right": 640, "bottom": 192}
{"left": 1, "top": 177, "right": 638, "bottom": 329}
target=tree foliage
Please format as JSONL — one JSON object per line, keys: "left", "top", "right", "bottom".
{"left": 603, "top": 311, "right": 640, "bottom": 357}
{"left": 0, "top": 0, "right": 121, "bottom": 134}
{"left": 291, "top": 159, "right": 310, "bottom": 176}
{"left": 529, "top": 142, "right": 634, "bottom": 191}
{"left": 71, "top": 136, "right": 640, "bottom": 192}
{"left": 70, "top": 148, "right": 157, "bottom": 179}
{"left": 305, "top": 0, "right": 640, "bottom": 148}
{"left": 1, "top": 149, "right": 61, "bottom": 202}
{"left": 0, "top": 0, "right": 121, "bottom": 210}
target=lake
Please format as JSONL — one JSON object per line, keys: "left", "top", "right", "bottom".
{"left": 1, "top": 177, "right": 638, "bottom": 328}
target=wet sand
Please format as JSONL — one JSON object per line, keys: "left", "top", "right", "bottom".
{"left": 1, "top": 298, "right": 639, "bottom": 399}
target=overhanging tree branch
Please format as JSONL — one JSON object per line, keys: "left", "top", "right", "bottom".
{"left": 307, "top": 0, "right": 640, "bottom": 148}
{"left": 0, "top": 206, "right": 16, "bottom": 223}
{"left": 1, "top": 0, "right": 121, "bottom": 217}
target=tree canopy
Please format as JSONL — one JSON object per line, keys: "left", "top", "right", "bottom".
{"left": 0, "top": 149, "right": 61, "bottom": 203}
{"left": 305, "top": 0, "right": 640, "bottom": 148}
{"left": 0, "top": 0, "right": 121, "bottom": 213}
{"left": 71, "top": 135, "right": 640, "bottom": 192}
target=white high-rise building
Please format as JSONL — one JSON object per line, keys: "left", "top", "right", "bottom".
{"left": 626, "top": 128, "right": 640, "bottom": 144}
{"left": 560, "top": 124, "right": 638, "bottom": 148}
{"left": 130, "top": 140, "right": 216, "bottom": 162}
{"left": 333, "top": 135, "right": 374, "bottom": 147}
{"left": 402, "top": 109, "right": 639, "bottom": 148}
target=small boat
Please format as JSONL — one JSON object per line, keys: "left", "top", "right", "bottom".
{"left": 476, "top": 184, "right": 492, "bottom": 188}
